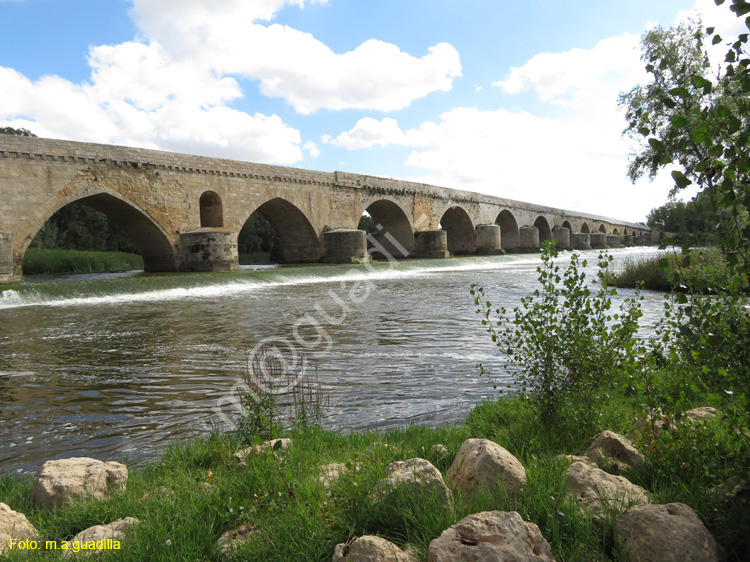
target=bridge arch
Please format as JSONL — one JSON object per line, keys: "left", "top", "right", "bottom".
{"left": 534, "top": 216, "right": 552, "bottom": 244}
{"left": 440, "top": 206, "right": 477, "bottom": 255}
{"left": 580, "top": 222, "right": 590, "bottom": 234}
{"left": 244, "top": 198, "right": 321, "bottom": 263}
{"left": 598, "top": 224, "right": 607, "bottom": 233}
{"left": 23, "top": 189, "right": 177, "bottom": 272}
{"left": 562, "top": 220, "right": 573, "bottom": 233}
{"left": 496, "top": 209, "right": 520, "bottom": 250}
{"left": 199, "top": 191, "right": 223, "bottom": 228}
{"left": 361, "top": 199, "right": 415, "bottom": 259}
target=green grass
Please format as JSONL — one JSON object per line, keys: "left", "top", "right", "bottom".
{"left": 2, "top": 387, "right": 746, "bottom": 561}
{"left": 22, "top": 249, "right": 144, "bottom": 275}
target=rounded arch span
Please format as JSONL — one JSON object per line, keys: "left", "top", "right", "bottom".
{"left": 362, "top": 199, "right": 415, "bottom": 259}
{"left": 247, "top": 198, "right": 321, "bottom": 263}
{"left": 199, "top": 191, "right": 223, "bottom": 228}
{"left": 562, "top": 220, "right": 573, "bottom": 233}
{"left": 440, "top": 206, "right": 477, "bottom": 255}
{"left": 580, "top": 222, "right": 590, "bottom": 234}
{"left": 613, "top": 227, "right": 620, "bottom": 234}
{"left": 534, "top": 216, "right": 552, "bottom": 244}
{"left": 623, "top": 228, "right": 629, "bottom": 235}
{"left": 23, "top": 191, "right": 177, "bottom": 272}
{"left": 496, "top": 210, "right": 519, "bottom": 250}
{"left": 598, "top": 224, "right": 607, "bottom": 233}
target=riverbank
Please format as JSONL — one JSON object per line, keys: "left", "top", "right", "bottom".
{"left": 21, "top": 249, "right": 144, "bottom": 275}
{"left": 1, "top": 392, "right": 747, "bottom": 561}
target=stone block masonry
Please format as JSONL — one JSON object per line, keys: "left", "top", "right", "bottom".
{"left": 0, "top": 136, "right": 653, "bottom": 278}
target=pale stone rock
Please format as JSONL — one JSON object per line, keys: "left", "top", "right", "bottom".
{"left": 63, "top": 517, "right": 138, "bottom": 557}
{"left": 30, "top": 457, "right": 128, "bottom": 510}
{"left": 234, "top": 438, "right": 292, "bottom": 466}
{"left": 685, "top": 407, "right": 718, "bottom": 422}
{"left": 319, "top": 463, "right": 349, "bottom": 490}
{"left": 430, "top": 444, "right": 450, "bottom": 457}
{"left": 427, "top": 511, "right": 555, "bottom": 562}
{"left": 216, "top": 523, "right": 258, "bottom": 556}
{"left": 555, "top": 454, "right": 594, "bottom": 466}
{"left": 447, "top": 438, "right": 527, "bottom": 502}
{"left": 614, "top": 503, "right": 720, "bottom": 562}
{"left": 584, "top": 431, "right": 645, "bottom": 472}
{"left": 0, "top": 502, "right": 39, "bottom": 554}
{"left": 565, "top": 461, "right": 650, "bottom": 524}
{"left": 627, "top": 411, "right": 676, "bottom": 443}
{"left": 373, "top": 458, "right": 453, "bottom": 509}
{"left": 332, "top": 535, "right": 418, "bottom": 562}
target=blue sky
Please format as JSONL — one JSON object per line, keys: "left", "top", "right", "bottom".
{"left": 0, "top": 0, "right": 743, "bottom": 221}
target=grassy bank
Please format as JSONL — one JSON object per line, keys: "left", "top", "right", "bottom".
{"left": 604, "top": 247, "right": 738, "bottom": 291}
{"left": 22, "top": 249, "right": 144, "bottom": 275}
{"left": 1, "top": 390, "right": 747, "bottom": 561}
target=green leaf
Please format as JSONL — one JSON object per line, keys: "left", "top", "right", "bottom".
{"left": 671, "top": 170, "right": 693, "bottom": 188}
{"left": 671, "top": 115, "right": 689, "bottom": 128}
{"left": 649, "top": 138, "right": 665, "bottom": 150}
{"left": 713, "top": 34, "right": 723, "bottom": 45}
{"left": 638, "top": 126, "right": 651, "bottom": 136}
{"left": 669, "top": 87, "right": 691, "bottom": 99}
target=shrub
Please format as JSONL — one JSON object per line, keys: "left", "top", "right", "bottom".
{"left": 471, "top": 242, "right": 643, "bottom": 426}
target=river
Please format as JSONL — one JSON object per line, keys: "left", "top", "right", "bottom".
{"left": 0, "top": 247, "right": 667, "bottom": 476}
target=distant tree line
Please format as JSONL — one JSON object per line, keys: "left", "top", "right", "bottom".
{"left": 646, "top": 192, "right": 717, "bottom": 247}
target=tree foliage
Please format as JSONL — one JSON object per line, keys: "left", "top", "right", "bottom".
{"left": 0, "top": 126, "right": 36, "bottom": 137}
{"left": 646, "top": 193, "right": 717, "bottom": 246}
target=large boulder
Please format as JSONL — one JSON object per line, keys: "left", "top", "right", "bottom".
{"left": 685, "top": 407, "right": 718, "bottom": 422}
{"left": 30, "top": 457, "right": 128, "bottom": 510}
{"left": 373, "top": 458, "right": 453, "bottom": 509}
{"left": 584, "top": 431, "right": 644, "bottom": 472}
{"left": 332, "top": 535, "right": 418, "bottom": 562}
{"left": 565, "top": 461, "right": 650, "bottom": 524}
{"left": 427, "top": 511, "right": 555, "bottom": 562}
{"left": 614, "top": 503, "right": 720, "bottom": 562}
{"left": 0, "top": 502, "right": 39, "bottom": 554}
{"left": 63, "top": 517, "right": 138, "bottom": 557}
{"left": 447, "top": 438, "right": 526, "bottom": 502}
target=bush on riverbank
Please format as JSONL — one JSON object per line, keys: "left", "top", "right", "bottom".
{"left": 22, "top": 249, "right": 144, "bottom": 275}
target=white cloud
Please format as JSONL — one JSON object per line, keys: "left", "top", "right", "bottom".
{"left": 130, "top": 0, "right": 461, "bottom": 114}
{"left": 329, "top": 33, "right": 674, "bottom": 221}
{"left": 303, "top": 140, "right": 320, "bottom": 157}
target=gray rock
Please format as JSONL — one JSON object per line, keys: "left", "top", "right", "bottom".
{"left": 427, "top": 511, "right": 555, "bottom": 562}
{"left": 614, "top": 503, "right": 720, "bottom": 562}
{"left": 30, "top": 457, "right": 128, "bottom": 510}
{"left": 373, "top": 458, "right": 453, "bottom": 509}
{"left": 332, "top": 535, "right": 418, "bottom": 562}
{"left": 234, "top": 438, "right": 292, "bottom": 466}
{"left": 447, "top": 438, "right": 526, "bottom": 502}
{"left": 0, "top": 502, "right": 39, "bottom": 554}
{"left": 319, "top": 463, "right": 349, "bottom": 490}
{"left": 584, "top": 430, "right": 644, "bottom": 472}
{"left": 63, "top": 517, "right": 138, "bottom": 557}
{"left": 216, "top": 523, "right": 258, "bottom": 556}
{"left": 685, "top": 407, "right": 718, "bottom": 422}
{"left": 565, "top": 461, "right": 650, "bottom": 524}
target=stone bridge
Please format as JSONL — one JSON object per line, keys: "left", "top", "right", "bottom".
{"left": 0, "top": 136, "right": 652, "bottom": 282}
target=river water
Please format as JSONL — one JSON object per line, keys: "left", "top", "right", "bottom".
{"left": 0, "top": 248, "right": 667, "bottom": 476}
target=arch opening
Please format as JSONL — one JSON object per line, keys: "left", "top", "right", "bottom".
{"left": 362, "top": 200, "right": 414, "bottom": 260}
{"left": 613, "top": 228, "right": 620, "bottom": 234}
{"left": 26, "top": 193, "right": 177, "bottom": 272}
{"left": 534, "top": 216, "right": 552, "bottom": 244}
{"left": 580, "top": 222, "right": 590, "bottom": 234}
{"left": 496, "top": 210, "right": 520, "bottom": 250}
{"left": 440, "top": 206, "right": 477, "bottom": 255}
{"left": 199, "top": 191, "right": 224, "bottom": 228}
{"left": 240, "top": 198, "right": 321, "bottom": 264}
{"left": 599, "top": 224, "right": 607, "bottom": 233}
{"left": 562, "top": 220, "right": 572, "bottom": 233}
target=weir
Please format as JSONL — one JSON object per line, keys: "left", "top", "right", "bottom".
{"left": 0, "top": 136, "right": 655, "bottom": 282}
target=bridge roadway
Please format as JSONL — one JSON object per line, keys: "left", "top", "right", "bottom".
{"left": 0, "top": 136, "right": 653, "bottom": 282}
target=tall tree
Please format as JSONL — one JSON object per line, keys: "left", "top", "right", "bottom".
{"left": 0, "top": 126, "right": 36, "bottom": 137}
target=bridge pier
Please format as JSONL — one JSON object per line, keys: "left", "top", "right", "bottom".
{"left": 622, "top": 235, "right": 633, "bottom": 247}
{"left": 572, "top": 233, "right": 591, "bottom": 250}
{"left": 519, "top": 227, "right": 540, "bottom": 251}
{"left": 606, "top": 234, "right": 621, "bottom": 248}
{"left": 475, "top": 225, "right": 502, "bottom": 255}
{"left": 0, "top": 231, "right": 18, "bottom": 282}
{"left": 180, "top": 229, "right": 239, "bottom": 272}
{"left": 552, "top": 226, "right": 571, "bottom": 250}
{"left": 590, "top": 233, "right": 607, "bottom": 249}
{"left": 414, "top": 230, "right": 449, "bottom": 259}
{"left": 321, "top": 229, "right": 370, "bottom": 263}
